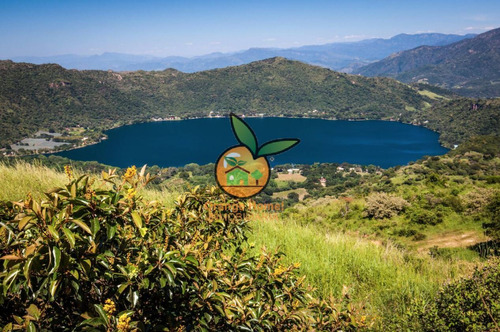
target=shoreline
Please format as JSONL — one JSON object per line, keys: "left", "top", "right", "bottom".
{"left": 7, "top": 114, "right": 450, "bottom": 164}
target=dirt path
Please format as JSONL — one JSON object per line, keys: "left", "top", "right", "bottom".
{"left": 415, "top": 231, "right": 488, "bottom": 252}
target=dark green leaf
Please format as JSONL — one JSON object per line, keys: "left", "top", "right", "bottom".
{"left": 27, "top": 321, "right": 36, "bottom": 332}
{"left": 257, "top": 139, "right": 300, "bottom": 157}
{"left": 90, "top": 219, "right": 100, "bottom": 237}
{"left": 225, "top": 157, "right": 237, "bottom": 167}
{"left": 107, "top": 224, "right": 117, "bottom": 240}
{"left": 231, "top": 114, "right": 257, "bottom": 155}
{"left": 93, "top": 304, "right": 109, "bottom": 326}
{"left": 62, "top": 228, "right": 75, "bottom": 248}
{"left": 49, "top": 247, "right": 61, "bottom": 274}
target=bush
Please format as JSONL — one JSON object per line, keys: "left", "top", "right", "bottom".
{"left": 364, "top": 193, "right": 409, "bottom": 219}
{"left": 483, "top": 192, "right": 500, "bottom": 241}
{"left": 393, "top": 260, "right": 500, "bottom": 331}
{"left": 461, "top": 188, "right": 495, "bottom": 215}
{"left": 0, "top": 167, "right": 367, "bottom": 331}
{"left": 408, "top": 208, "right": 444, "bottom": 226}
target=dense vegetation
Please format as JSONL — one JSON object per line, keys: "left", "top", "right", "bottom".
{"left": 1, "top": 135, "right": 499, "bottom": 330}
{"left": 4, "top": 58, "right": 499, "bottom": 152}
{"left": 355, "top": 27, "right": 500, "bottom": 98}
{"left": 0, "top": 168, "right": 368, "bottom": 330}
{"left": 392, "top": 260, "right": 500, "bottom": 331}
{"left": 409, "top": 98, "right": 500, "bottom": 146}
{"left": 0, "top": 57, "right": 429, "bottom": 148}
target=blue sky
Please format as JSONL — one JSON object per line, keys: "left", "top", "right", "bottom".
{"left": 0, "top": 0, "right": 499, "bottom": 58}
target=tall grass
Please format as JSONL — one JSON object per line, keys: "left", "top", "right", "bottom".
{"left": 0, "top": 161, "right": 69, "bottom": 201}
{"left": 0, "top": 161, "right": 178, "bottom": 206}
{"left": 248, "top": 212, "right": 470, "bottom": 320}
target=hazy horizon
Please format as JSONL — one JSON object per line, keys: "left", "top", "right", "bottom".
{"left": 1, "top": 0, "right": 499, "bottom": 59}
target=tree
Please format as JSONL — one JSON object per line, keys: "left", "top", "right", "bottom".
{"left": 251, "top": 169, "right": 263, "bottom": 185}
{"left": 483, "top": 192, "right": 500, "bottom": 240}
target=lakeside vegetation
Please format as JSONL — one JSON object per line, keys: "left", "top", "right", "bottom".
{"left": 1, "top": 135, "right": 499, "bottom": 329}
{"left": 2, "top": 58, "right": 499, "bottom": 155}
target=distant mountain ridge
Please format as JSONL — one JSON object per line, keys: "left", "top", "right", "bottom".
{"left": 354, "top": 28, "right": 500, "bottom": 97}
{"left": 9, "top": 32, "right": 475, "bottom": 73}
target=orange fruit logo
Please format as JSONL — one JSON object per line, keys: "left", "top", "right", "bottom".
{"left": 215, "top": 113, "right": 300, "bottom": 198}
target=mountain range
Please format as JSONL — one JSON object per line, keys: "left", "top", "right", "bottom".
{"left": 355, "top": 28, "right": 500, "bottom": 97}
{"left": 10, "top": 33, "right": 475, "bottom": 73}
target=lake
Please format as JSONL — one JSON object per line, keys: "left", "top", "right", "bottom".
{"left": 55, "top": 118, "right": 448, "bottom": 168}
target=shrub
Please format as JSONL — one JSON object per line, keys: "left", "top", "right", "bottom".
{"left": 483, "top": 192, "right": 500, "bottom": 241}
{"left": 396, "top": 228, "right": 417, "bottom": 237}
{"left": 287, "top": 192, "right": 300, "bottom": 202}
{"left": 412, "top": 233, "right": 427, "bottom": 241}
{"left": 442, "top": 195, "right": 464, "bottom": 213}
{"left": 461, "top": 188, "right": 495, "bottom": 215}
{"left": 408, "top": 207, "right": 444, "bottom": 226}
{"left": 0, "top": 168, "right": 368, "bottom": 331}
{"left": 364, "top": 193, "right": 409, "bottom": 219}
{"left": 393, "top": 260, "right": 500, "bottom": 331}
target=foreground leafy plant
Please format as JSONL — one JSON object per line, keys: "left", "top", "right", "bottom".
{"left": 0, "top": 166, "right": 368, "bottom": 331}
{"left": 391, "top": 259, "right": 500, "bottom": 331}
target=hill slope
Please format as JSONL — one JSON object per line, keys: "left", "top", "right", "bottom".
{"left": 0, "top": 57, "right": 430, "bottom": 147}
{"left": 10, "top": 33, "right": 475, "bottom": 73}
{"left": 355, "top": 28, "right": 500, "bottom": 97}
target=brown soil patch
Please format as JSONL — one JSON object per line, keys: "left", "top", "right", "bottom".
{"left": 415, "top": 231, "right": 488, "bottom": 252}
{"left": 273, "top": 188, "right": 309, "bottom": 201}
{"left": 276, "top": 173, "right": 307, "bottom": 182}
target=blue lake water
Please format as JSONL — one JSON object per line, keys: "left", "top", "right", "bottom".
{"left": 55, "top": 118, "right": 448, "bottom": 168}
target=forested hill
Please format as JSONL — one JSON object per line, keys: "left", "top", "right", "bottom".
{"left": 1, "top": 57, "right": 499, "bottom": 150}
{"left": 0, "top": 57, "right": 428, "bottom": 147}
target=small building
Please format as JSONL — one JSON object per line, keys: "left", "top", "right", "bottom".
{"left": 225, "top": 166, "right": 250, "bottom": 186}
{"left": 319, "top": 177, "right": 327, "bottom": 187}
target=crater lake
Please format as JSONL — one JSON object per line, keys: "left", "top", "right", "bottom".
{"left": 54, "top": 118, "right": 448, "bottom": 168}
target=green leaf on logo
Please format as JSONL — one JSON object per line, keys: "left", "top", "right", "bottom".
{"left": 237, "top": 160, "right": 247, "bottom": 166}
{"left": 257, "top": 139, "right": 300, "bottom": 157}
{"left": 230, "top": 114, "right": 257, "bottom": 155}
{"left": 225, "top": 157, "right": 237, "bottom": 166}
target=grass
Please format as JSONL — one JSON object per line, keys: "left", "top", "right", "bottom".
{"left": 0, "top": 161, "right": 178, "bottom": 207}
{"left": 0, "top": 161, "right": 487, "bottom": 326}
{"left": 417, "top": 89, "right": 450, "bottom": 100}
{"left": 248, "top": 212, "right": 471, "bottom": 322}
{"left": 0, "top": 161, "right": 69, "bottom": 201}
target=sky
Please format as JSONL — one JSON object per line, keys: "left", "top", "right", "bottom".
{"left": 0, "top": 0, "right": 499, "bottom": 58}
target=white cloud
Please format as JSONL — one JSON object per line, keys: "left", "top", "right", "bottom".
{"left": 184, "top": 42, "right": 194, "bottom": 46}
{"left": 464, "top": 26, "right": 495, "bottom": 31}
{"left": 343, "top": 34, "right": 368, "bottom": 41}
{"left": 263, "top": 38, "right": 276, "bottom": 42}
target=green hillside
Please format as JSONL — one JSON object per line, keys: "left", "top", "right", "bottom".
{"left": 1, "top": 58, "right": 499, "bottom": 151}
{"left": 0, "top": 58, "right": 430, "bottom": 148}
